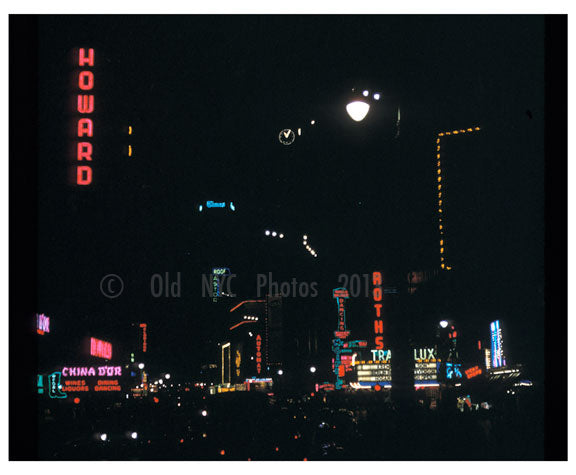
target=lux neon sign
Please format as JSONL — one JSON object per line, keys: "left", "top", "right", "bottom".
{"left": 75, "top": 48, "right": 95, "bottom": 185}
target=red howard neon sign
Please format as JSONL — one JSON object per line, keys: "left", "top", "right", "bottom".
{"left": 74, "top": 48, "right": 95, "bottom": 185}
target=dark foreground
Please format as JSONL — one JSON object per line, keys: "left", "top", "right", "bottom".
{"left": 37, "top": 387, "right": 544, "bottom": 460}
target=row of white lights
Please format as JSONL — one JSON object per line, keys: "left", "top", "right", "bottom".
{"left": 264, "top": 230, "right": 284, "bottom": 238}
{"left": 303, "top": 235, "right": 317, "bottom": 258}
{"left": 243, "top": 315, "right": 258, "bottom": 321}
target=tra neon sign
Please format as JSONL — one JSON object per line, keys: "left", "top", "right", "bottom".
{"left": 36, "top": 313, "right": 50, "bottom": 335}
{"left": 372, "top": 272, "right": 384, "bottom": 349}
{"left": 90, "top": 338, "right": 112, "bottom": 359}
{"left": 74, "top": 48, "right": 95, "bottom": 185}
{"left": 62, "top": 366, "right": 122, "bottom": 377}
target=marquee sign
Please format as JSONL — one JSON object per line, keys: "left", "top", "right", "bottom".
{"left": 490, "top": 320, "right": 506, "bottom": 368}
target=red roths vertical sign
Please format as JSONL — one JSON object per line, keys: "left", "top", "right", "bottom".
{"left": 75, "top": 47, "right": 95, "bottom": 185}
{"left": 372, "top": 272, "right": 384, "bottom": 349}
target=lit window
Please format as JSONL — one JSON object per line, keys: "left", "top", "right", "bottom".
{"left": 440, "top": 240, "right": 444, "bottom": 245}
{"left": 437, "top": 161, "right": 441, "bottom": 167}
{"left": 467, "top": 128, "right": 473, "bottom": 132}
{"left": 439, "top": 225, "right": 443, "bottom": 230}
{"left": 437, "top": 176, "right": 441, "bottom": 182}
{"left": 438, "top": 185, "right": 442, "bottom": 190}
{"left": 438, "top": 192, "right": 442, "bottom": 198}
{"left": 475, "top": 127, "right": 480, "bottom": 130}
{"left": 445, "top": 131, "right": 451, "bottom": 135}
{"left": 439, "top": 200, "right": 442, "bottom": 206}
{"left": 437, "top": 169, "right": 441, "bottom": 174}
{"left": 438, "top": 133, "right": 444, "bottom": 137}
{"left": 439, "top": 209, "right": 442, "bottom": 213}
{"left": 440, "top": 248, "right": 444, "bottom": 253}
{"left": 452, "top": 130, "right": 459, "bottom": 134}
{"left": 437, "top": 154, "right": 441, "bottom": 159}
{"left": 441, "top": 263, "right": 445, "bottom": 268}
{"left": 437, "top": 146, "right": 441, "bottom": 151}
{"left": 436, "top": 138, "right": 440, "bottom": 143}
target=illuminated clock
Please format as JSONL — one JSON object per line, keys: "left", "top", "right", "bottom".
{"left": 278, "top": 128, "right": 295, "bottom": 145}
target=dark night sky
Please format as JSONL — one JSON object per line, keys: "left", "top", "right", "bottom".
{"left": 35, "top": 15, "right": 545, "bottom": 379}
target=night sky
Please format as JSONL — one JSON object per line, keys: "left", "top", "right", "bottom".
{"left": 35, "top": 15, "right": 545, "bottom": 380}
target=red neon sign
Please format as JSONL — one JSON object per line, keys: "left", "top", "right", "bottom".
{"left": 139, "top": 323, "right": 148, "bottom": 353}
{"left": 372, "top": 271, "right": 384, "bottom": 349}
{"left": 465, "top": 366, "right": 482, "bottom": 379}
{"left": 256, "top": 334, "right": 262, "bottom": 374}
{"left": 74, "top": 48, "right": 95, "bottom": 185}
{"left": 90, "top": 337, "right": 112, "bottom": 360}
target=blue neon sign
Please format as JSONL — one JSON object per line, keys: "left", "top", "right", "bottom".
{"left": 490, "top": 320, "right": 505, "bottom": 368}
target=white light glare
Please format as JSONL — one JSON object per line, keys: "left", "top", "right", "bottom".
{"left": 159, "top": 379, "right": 163, "bottom": 385}
{"left": 131, "top": 432, "right": 138, "bottom": 439}
{"left": 201, "top": 410, "right": 208, "bottom": 417}
{"left": 272, "top": 231, "right": 277, "bottom": 237}
{"left": 277, "top": 369, "right": 284, "bottom": 375}
{"left": 439, "top": 320, "right": 449, "bottom": 328}
{"left": 346, "top": 101, "right": 370, "bottom": 122}
{"left": 373, "top": 93, "right": 380, "bottom": 100}
{"left": 279, "top": 234, "right": 284, "bottom": 239}
{"left": 165, "top": 374, "right": 171, "bottom": 380}
{"left": 100, "top": 433, "right": 108, "bottom": 441}
{"left": 138, "top": 363, "right": 145, "bottom": 369}
{"left": 265, "top": 230, "right": 270, "bottom": 236}
{"left": 310, "top": 120, "right": 315, "bottom": 125}
{"left": 310, "top": 366, "right": 317, "bottom": 373}
{"left": 362, "top": 90, "right": 369, "bottom": 97}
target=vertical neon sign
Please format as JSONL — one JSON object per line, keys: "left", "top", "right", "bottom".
{"left": 140, "top": 323, "right": 147, "bottom": 353}
{"left": 75, "top": 48, "right": 95, "bottom": 185}
{"left": 372, "top": 272, "right": 384, "bottom": 349}
{"left": 490, "top": 320, "right": 505, "bottom": 368}
{"left": 255, "top": 335, "right": 262, "bottom": 374}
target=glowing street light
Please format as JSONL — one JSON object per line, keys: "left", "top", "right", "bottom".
{"left": 130, "top": 432, "right": 138, "bottom": 439}
{"left": 100, "top": 433, "right": 108, "bottom": 442}
{"left": 346, "top": 101, "right": 370, "bottom": 122}
{"left": 309, "top": 366, "right": 317, "bottom": 374}
{"left": 165, "top": 374, "right": 171, "bottom": 380}
{"left": 138, "top": 363, "right": 145, "bottom": 369}
{"left": 439, "top": 320, "right": 449, "bottom": 328}
{"left": 277, "top": 369, "right": 284, "bottom": 375}
{"left": 201, "top": 410, "right": 208, "bottom": 417}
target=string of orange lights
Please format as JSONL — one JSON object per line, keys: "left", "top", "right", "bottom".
{"left": 435, "top": 126, "right": 481, "bottom": 270}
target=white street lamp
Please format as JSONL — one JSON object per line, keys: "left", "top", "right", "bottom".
{"left": 309, "top": 366, "right": 317, "bottom": 373}
{"left": 439, "top": 320, "right": 449, "bottom": 328}
{"left": 346, "top": 101, "right": 370, "bottom": 122}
